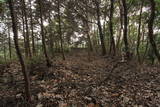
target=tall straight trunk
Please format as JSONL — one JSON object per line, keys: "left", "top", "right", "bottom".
{"left": 48, "top": 0, "right": 54, "bottom": 56}
{"left": 141, "top": 24, "right": 145, "bottom": 46}
{"left": 148, "top": 0, "right": 160, "bottom": 62}
{"left": 29, "top": 0, "right": 36, "bottom": 55}
{"left": 8, "top": 0, "right": 31, "bottom": 103}
{"left": 122, "top": 0, "right": 130, "bottom": 59}
{"left": 38, "top": 0, "right": 52, "bottom": 67}
{"left": 21, "top": 6, "right": 28, "bottom": 57}
{"left": 116, "top": 1, "right": 123, "bottom": 53}
{"left": 21, "top": 0, "right": 31, "bottom": 58}
{"left": 142, "top": 25, "right": 145, "bottom": 42}
{"left": 48, "top": 10, "right": 54, "bottom": 57}
{"left": 87, "top": 33, "right": 93, "bottom": 52}
{"left": 85, "top": 21, "right": 93, "bottom": 52}
{"left": 8, "top": 25, "right": 12, "bottom": 59}
{"left": 136, "top": 1, "right": 144, "bottom": 62}
{"left": 58, "top": 0, "right": 65, "bottom": 60}
{"left": 143, "top": 38, "right": 149, "bottom": 62}
{"left": 109, "top": 0, "right": 116, "bottom": 55}
{"left": 3, "top": 44, "right": 6, "bottom": 62}
{"left": 95, "top": 0, "right": 106, "bottom": 55}
{"left": 103, "top": 21, "right": 106, "bottom": 38}
{"left": 86, "top": 22, "right": 93, "bottom": 52}
{"left": 116, "top": 26, "right": 122, "bottom": 53}
{"left": 84, "top": 18, "right": 93, "bottom": 52}
{"left": 93, "top": 23, "right": 98, "bottom": 52}
{"left": 86, "top": 5, "right": 93, "bottom": 52}
{"left": 84, "top": 21, "right": 92, "bottom": 61}
{"left": 94, "top": 21, "right": 99, "bottom": 47}
{"left": 116, "top": 1, "right": 123, "bottom": 51}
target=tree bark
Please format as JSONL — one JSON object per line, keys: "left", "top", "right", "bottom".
{"left": 8, "top": 0, "right": 31, "bottom": 103}
{"left": 116, "top": 0, "right": 123, "bottom": 53}
{"left": 83, "top": 19, "right": 93, "bottom": 52}
{"left": 21, "top": 0, "right": 31, "bottom": 58}
{"left": 136, "top": 1, "right": 144, "bottom": 63}
{"left": 29, "top": 0, "right": 36, "bottom": 55}
{"left": 94, "top": 0, "right": 106, "bottom": 55}
{"left": 3, "top": 42, "right": 6, "bottom": 62}
{"left": 58, "top": 0, "right": 65, "bottom": 60}
{"left": 109, "top": 0, "right": 116, "bottom": 55}
{"left": 87, "top": 32, "right": 93, "bottom": 52}
{"left": 21, "top": 5, "right": 28, "bottom": 58}
{"left": 142, "top": 38, "right": 149, "bottom": 62}
{"left": 8, "top": 25, "right": 12, "bottom": 59}
{"left": 38, "top": 0, "right": 52, "bottom": 67}
{"left": 122, "top": 0, "right": 130, "bottom": 59}
{"left": 148, "top": 0, "right": 160, "bottom": 62}
{"left": 48, "top": 12, "right": 54, "bottom": 57}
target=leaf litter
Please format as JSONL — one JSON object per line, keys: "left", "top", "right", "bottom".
{"left": 0, "top": 51, "right": 160, "bottom": 107}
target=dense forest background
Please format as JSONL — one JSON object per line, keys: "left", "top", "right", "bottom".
{"left": 0, "top": 0, "right": 160, "bottom": 106}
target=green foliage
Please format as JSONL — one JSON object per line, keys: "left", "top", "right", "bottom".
{"left": 155, "top": 0, "right": 160, "bottom": 3}
{"left": 0, "top": 56, "right": 6, "bottom": 64}
{"left": 0, "top": 56, "right": 17, "bottom": 65}
{"left": 0, "top": 0, "right": 5, "bottom": 3}
{"left": 26, "top": 55, "right": 44, "bottom": 66}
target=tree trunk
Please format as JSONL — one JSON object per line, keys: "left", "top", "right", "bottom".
{"left": 116, "top": 0, "right": 123, "bottom": 53}
{"left": 148, "top": 0, "right": 160, "bottom": 62}
{"left": 95, "top": 0, "right": 106, "bottom": 55}
{"left": 87, "top": 32, "right": 93, "bottom": 52}
{"left": 48, "top": 9, "right": 54, "bottom": 58}
{"left": 48, "top": 0, "right": 54, "bottom": 57}
{"left": 136, "top": 1, "right": 144, "bottom": 63}
{"left": 8, "top": 25, "right": 12, "bottom": 59}
{"left": 83, "top": 18, "right": 93, "bottom": 52}
{"left": 21, "top": 0, "right": 31, "bottom": 58}
{"left": 21, "top": 6, "right": 28, "bottom": 58}
{"left": 58, "top": 0, "right": 65, "bottom": 60}
{"left": 142, "top": 38, "right": 149, "bottom": 63}
{"left": 109, "top": 0, "right": 116, "bottom": 55}
{"left": 122, "top": 0, "right": 130, "bottom": 59}
{"left": 85, "top": 5, "right": 93, "bottom": 52}
{"left": 141, "top": 24, "right": 145, "bottom": 46}
{"left": 8, "top": 0, "right": 31, "bottom": 103}
{"left": 38, "top": 0, "right": 52, "bottom": 67}
{"left": 3, "top": 42, "right": 6, "bottom": 62}
{"left": 29, "top": 0, "right": 36, "bottom": 55}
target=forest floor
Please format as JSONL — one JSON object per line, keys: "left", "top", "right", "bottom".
{"left": 0, "top": 50, "right": 160, "bottom": 107}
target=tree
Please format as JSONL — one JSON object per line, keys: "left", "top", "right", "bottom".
{"left": 94, "top": 0, "right": 106, "bottom": 55}
{"left": 116, "top": 0, "right": 123, "bottom": 53}
{"left": 21, "top": 0, "right": 31, "bottom": 58}
{"left": 58, "top": 0, "right": 65, "bottom": 60}
{"left": 122, "top": 0, "right": 130, "bottom": 59}
{"left": 38, "top": 0, "right": 52, "bottom": 67}
{"left": 109, "top": 0, "right": 116, "bottom": 55}
{"left": 136, "top": 0, "right": 144, "bottom": 63}
{"left": 148, "top": 0, "right": 160, "bottom": 62}
{"left": 29, "top": 0, "right": 36, "bottom": 55}
{"left": 8, "top": 0, "right": 31, "bottom": 103}
{"left": 7, "top": 22, "right": 12, "bottom": 59}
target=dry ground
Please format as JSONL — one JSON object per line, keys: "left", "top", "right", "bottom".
{"left": 0, "top": 51, "right": 160, "bottom": 107}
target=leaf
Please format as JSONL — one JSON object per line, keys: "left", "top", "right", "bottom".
{"left": 36, "top": 103, "right": 43, "bottom": 107}
{"left": 16, "top": 93, "right": 22, "bottom": 98}
{"left": 37, "top": 93, "right": 43, "bottom": 100}
{"left": 59, "top": 102, "right": 68, "bottom": 107}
